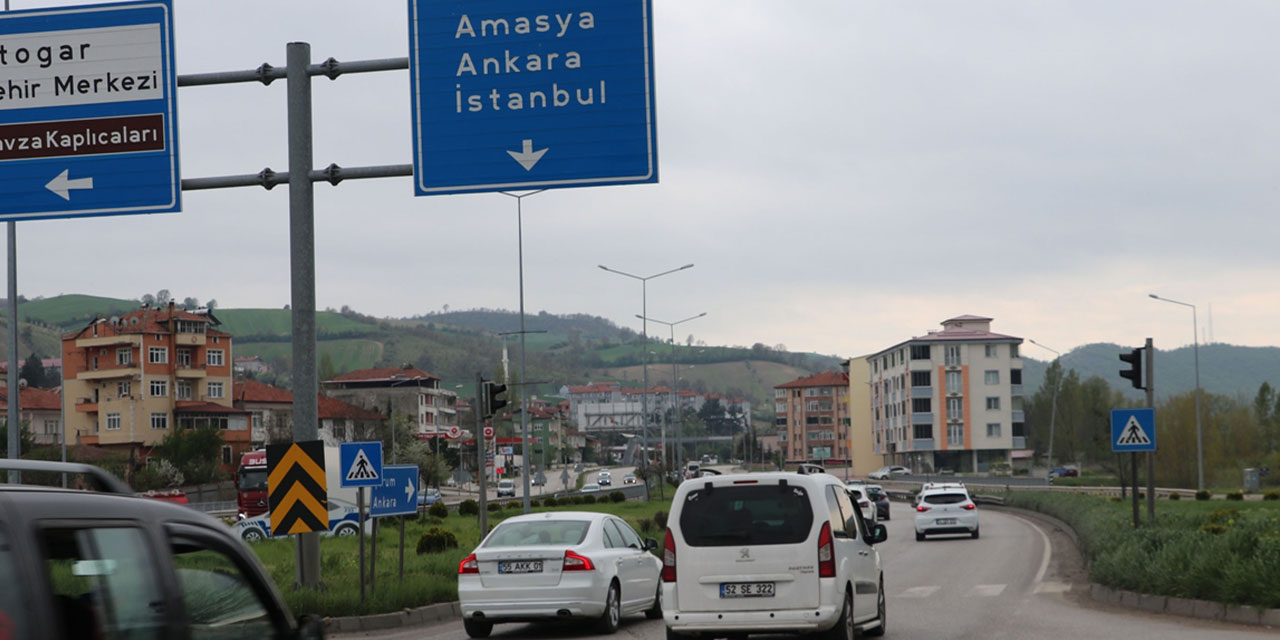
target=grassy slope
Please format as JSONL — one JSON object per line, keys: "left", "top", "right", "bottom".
{"left": 215, "top": 309, "right": 378, "bottom": 337}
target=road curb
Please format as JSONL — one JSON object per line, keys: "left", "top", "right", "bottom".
{"left": 991, "top": 504, "right": 1278, "bottom": 629}
{"left": 324, "top": 601, "right": 461, "bottom": 634}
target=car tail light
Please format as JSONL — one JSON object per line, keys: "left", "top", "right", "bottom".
{"left": 817, "top": 522, "right": 835, "bottom": 578}
{"left": 458, "top": 553, "right": 479, "bottom": 574}
{"left": 563, "top": 549, "right": 595, "bottom": 571}
{"left": 962, "top": 503, "right": 976, "bottom": 510}
{"left": 916, "top": 504, "right": 930, "bottom": 512}
{"left": 661, "top": 528, "right": 677, "bottom": 582}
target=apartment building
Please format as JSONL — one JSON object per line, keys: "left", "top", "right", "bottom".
{"left": 320, "top": 365, "right": 458, "bottom": 435}
{"left": 232, "top": 377, "right": 387, "bottom": 448}
{"left": 61, "top": 304, "right": 245, "bottom": 461}
{"left": 868, "top": 315, "right": 1024, "bottom": 474}
{"left": 841, "top": 356, "right": 884, "bottom": 476}
{"left": 774, "top": 370, "right": 851, "bottom": 466}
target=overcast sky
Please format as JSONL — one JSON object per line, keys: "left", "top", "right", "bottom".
{"left": 4, "top": 0, "right": 1278, "bottom": 361}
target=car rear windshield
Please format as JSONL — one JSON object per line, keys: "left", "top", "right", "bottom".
{"left": 922, "top": 492, "right": 969, "bottom": 505}
{"left": 498, "top": 480, "right": 513, "bottom": 488}
{"left": 679, "top": 484, "right": 813, "bottom": 547}
{"left": 485, "top": 520, "right": 591, "bottom": 547}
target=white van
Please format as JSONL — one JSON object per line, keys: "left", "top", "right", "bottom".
{"left": 662, "top": 471, "right": 888, "bottom": 640}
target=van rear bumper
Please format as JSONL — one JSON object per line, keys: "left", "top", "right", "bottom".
{"left": 665, "top": 604, "right": 840, "bottom": 634}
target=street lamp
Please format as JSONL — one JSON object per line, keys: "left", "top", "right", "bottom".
{"left": 1028, "top": 339, "right": 1061, "bottom": 482}
{"left": 599, "top": 263, "right": 695, "bottom": 500}
{"left": 637, "top": 312, "right": 707, "bottom": 471}
{"left": 1149, "top": 293, "right": 1204, "bottom": 491}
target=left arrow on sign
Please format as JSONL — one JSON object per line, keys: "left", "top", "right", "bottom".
{"left": 507, "top": 139, "right": 548, "bottom": 171}
{"left": 46, "top": 170, "right": 94, "bottom": 200}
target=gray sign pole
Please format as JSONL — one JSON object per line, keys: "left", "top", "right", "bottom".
{"left": 1145, "top": 337, "right": 1155, "bottom": 521}
{"left": 477, "top": 373, "right": 488, "bottom": 535}
{"left": 286, "top": 41, "right": 322, "bottom": 590}
{"left": 6, "top": 221, "right": 17, "bottom": 486}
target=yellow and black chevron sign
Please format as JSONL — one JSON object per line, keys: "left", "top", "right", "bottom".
{"left": 267, "top": 440, "right": 327, "bottom": 535}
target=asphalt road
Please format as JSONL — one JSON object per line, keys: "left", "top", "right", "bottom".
{"left": 334, "top": 500, "right": 1272, "bottom": 640}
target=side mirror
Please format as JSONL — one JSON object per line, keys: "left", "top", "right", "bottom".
{"left": 645, "top": 537, "right": 659, "bottom": 551}
{"left": 867, "top": 524, "right": 888, "bottom": 545}
{"left": 292, "top": 613, "right": 325, "bottom": 640}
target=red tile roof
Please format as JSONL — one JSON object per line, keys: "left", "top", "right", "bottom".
{"left": 317, "top": 395, "right": 386, "bottom": 421}
{"left": 0, "top": 386, "right": 61, "bottom": 411}
{"left": 329, "top": 366, "right": 439, "bottom": 383}
{"left": 174, "top": 402, "right": 248, "bottom": 414}
{"left": 69, "top": 306, "right": 228, "bottom": 339}
{"left": 232, "top": 378, "right": 385, "bottom": 421}
{"left": 776, "top": 371, "right": 849, "bottom": 389}
{"left": 234, "top": 378, "right": 293, "bottom": 404}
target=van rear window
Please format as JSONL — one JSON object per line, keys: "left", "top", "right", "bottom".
{"left": 923, "top": 493, "right": 968, "bottom": 505}
{"left": 679, "top": 485, "right": 813, "bottom": 546}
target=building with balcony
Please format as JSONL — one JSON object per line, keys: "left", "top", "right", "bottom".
{"left": 60, "top": 303, "right": 244, "bottom": 463}
{"left": 868, "top": 315, "right": 1024, "bottom": 474}
{"left": 320, "top": 365, "right": 457, "bottom": 435}
{"left": 774, "top": 370, "right": 851, "bottom": 468}
{"left": 0, "top": 384, "right": 62, "bottom": 446}
{"left": 841, "top": 356, "right": 884, "bottom": 476}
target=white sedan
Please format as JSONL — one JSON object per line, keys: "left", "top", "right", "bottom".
{"left": 458, "top": 511, "right": 663, "bottom": 637}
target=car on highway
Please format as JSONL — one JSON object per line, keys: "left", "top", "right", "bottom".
{"left": 867, "top": 465, "right": 910, "bottom": 480}
{"left": 496, "top": 479, "right": 516, "bottom": 498}
{"left": 844, "top": 484, "right": 878, "bottom": 524}
{"left": 663, "top": 469, "right": 888, "bottom": 639}
{"left": 1050, "top": 466, "right": 1079, "bottom": 478}
{"left": 458, "top": 511, "right": 662, "bottom": 637}
{"left": 914, "top": 483, "right": 979, "bottom": 540}
{"left": 598, "top": 471, "right": 613, "bottom": 486}
{"left": 624, "top": 473, "right": 637, "bottom": 485}
{"left": 0, "top": 459, "right": 324, "bottom": 639}
{"left": 864, "top": 484, "right": 891, "bottom": 521}
{"left": 581, "top": 483, "right": 601, "bottom": 493}
{"left": 419, "top": 487, "right": 442, "bottom": 507}
{"left": 446, "top": 477, "right": 458, "bottom": 488}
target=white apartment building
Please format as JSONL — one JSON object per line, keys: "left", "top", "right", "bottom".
{"left": 869, "top": 315, "right": 1025, "bottom": 474}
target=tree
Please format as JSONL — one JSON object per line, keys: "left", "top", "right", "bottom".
{"left": 153, "top": 426, "right": 225, "bottom": 484}
{"left": 205, "top": 299, "right": 218, "bottom": 310}
{"left": 19, "top": 352, "right": 47, "bottom": 388}
{"left": 0, "top": 420, "right": 35, "bottom": 457}
{"left": 156, "top": 289, "right": 171, "bottom": 305}
{"left": 181, "top": 297, "right": 200, "bottom": 310}
{"left": 318, "top": 353, "right": 337, "bottom": 383}
{"left": 141, "top": 293, "right": 156, "bottom": 306}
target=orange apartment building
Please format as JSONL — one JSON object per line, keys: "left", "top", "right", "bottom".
{"left": 61, "top": 303, "right": 249, "bottom": 467}
{"left": 774, "top": 370, "right": 851, "bottom": 467}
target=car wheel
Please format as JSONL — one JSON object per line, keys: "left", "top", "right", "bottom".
{"left": 822, "top": 589, "right": 854, "bottom": 640}
{"left": 334, "top": 522, "right": 359, "bottom": 537}
{"left": 241, "top": 527, "right": 266, "bottom": 543}
{"left": 972, "top": 527, "right": 980, "bottom": 539}
{"left": 463, "top": 618, "right": 493, "bottom": 638}
{"left": 863, "top": 576, "right": 887, "bottom": 637}
{"left": 595, "top": 581, "right": 621, "bottom": 634}
{"left": 915, "top": 530, "right": 925, "bottom": 541}
{"left": 645, "top": 583, "right": 663, "bottom": 619}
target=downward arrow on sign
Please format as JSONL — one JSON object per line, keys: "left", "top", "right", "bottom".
{"left": 507, "top": 139, "right": 548, "bottom": 171}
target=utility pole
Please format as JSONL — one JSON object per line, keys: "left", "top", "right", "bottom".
{"left": 1145, "top": 338, "right": 1155, "bottom": 522}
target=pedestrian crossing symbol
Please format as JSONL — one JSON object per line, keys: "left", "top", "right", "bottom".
{"left": 1111, "top": 408, "right": 1156, "bottom": 452}
{"left": 339, "top": 441, "right": 384, "bottom": 487}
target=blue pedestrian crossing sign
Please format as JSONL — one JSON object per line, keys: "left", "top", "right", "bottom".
{"left": 1111, "top": 408, "right": 1156, "bottom": 452}
{"left": 339, "top": 441, "right": 383, "bottom": 487}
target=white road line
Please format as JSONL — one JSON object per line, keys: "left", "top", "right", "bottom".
{"left": 972, "top": 584, "right": 1007, "bottom": 597}
{"left": 898, "top": 586, "right": 940, "bottom": 598}
{"left": 1023, "top": 516, "right": 1053, "bottom": 584}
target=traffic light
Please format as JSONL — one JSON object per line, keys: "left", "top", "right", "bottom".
{"left": 483, "top": 381, "right": 508, "bottom": 418}
{"left": 1119, "top": 347, "right": 1144, "bottom": 390}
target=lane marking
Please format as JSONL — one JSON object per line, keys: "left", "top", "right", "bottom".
{"left": 972, "top": 584, "right": 1007, "bottom": 597}
{"left": 1022, "top": 516, "right": 1053, "bottom": 584}
{"left": 898, "top": 586, "right": 940, "bottom": 598}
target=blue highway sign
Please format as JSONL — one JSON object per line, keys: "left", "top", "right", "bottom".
{"left": 0, "top": 0, "right": 180, "bottom": 221}
{"left": 371, "top": 464, "right": 420, "bottom": 518}
{"left": 1111, "top": 408, "right": 1156, "bottom": 453}
{"left": 408, "top": 0, "right": 657, "bottom": 195}
{"left": 339, "top": 441, "right": 384, "bottom": 488}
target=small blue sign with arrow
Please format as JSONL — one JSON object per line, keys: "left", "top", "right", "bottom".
{"left": 1111, "top": 408, "right": 1156, "bottom": 453}
{"left": 371, "top": 464, "right": 419, "bottom": 518}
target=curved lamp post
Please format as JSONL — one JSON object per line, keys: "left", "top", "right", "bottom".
{"left": 1149, "top": 293, "right": 1203, "bottom": 491}
{"left": 1028, "top": 339, "right": 1061, "bottom": 482}
{"left": 637, "top": 312, "right": 706, "bottom": 471}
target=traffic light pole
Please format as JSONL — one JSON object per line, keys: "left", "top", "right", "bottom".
{"left": 477, "top": 373, "right": 488, "bottom": 535}
{"left": 1145, "top": 338, "right": 1155, "bottom": 522}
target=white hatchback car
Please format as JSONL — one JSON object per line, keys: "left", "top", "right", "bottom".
{"left": 459, "top": 511, "right": 662, "bottom": 637}
{"left": 663, "top": 471, "right": 888, "bottom": 640}
{"left": 914, "top": 484, "right": 979, "bottom": 540}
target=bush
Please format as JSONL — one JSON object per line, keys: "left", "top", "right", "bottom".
{"left": 1264, "top": 490, "right": 1280, "bottom": 501}
{"left": 488, "top": 502, "right": 501, "bottom": 512}
{"left": 570, "top": 496, "right": 584, "bottom": 505}
{"left": 653, "top": 510, "right": 668, "bottom": 529}
{"left": 415, "top": 527, "right": 459, "bottom": 554}
{"left": 582, "top": 494, "right": 597, "bottom": 504}
{"left": 1168, "top": 492, "right": 1181, "bottom": 501}
{"left": 609, "top": 490, "right": 626, "bottom": 503}
{"left": 529, "top": 498, "right": 541, "bottom": 508}
{"left": 637, "top": 518, "right": 653, "bottom": 533}
{"left": 1226, "top": 491, "right": 1245, "bottom": 501}
{"left": 543, "top": 497, "right": 558, "bottom": 507}
{"left": 1195, "top": 490, "right": 1211, "bottom": 501}
{"left": 428, "top": 501, "right": 448, "bottom": 519}
{"left": 1200, "top": 523, "right": 1228, "bottom": 535}
{"left": 506, "top": 500, "right": 520, "bottom": 510}
{"left": 459, "top": 499, "right": 479, "bottom": 516}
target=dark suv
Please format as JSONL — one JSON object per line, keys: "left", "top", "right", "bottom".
{"left": 0, "top": 459, "right": 323, "bottom": 639}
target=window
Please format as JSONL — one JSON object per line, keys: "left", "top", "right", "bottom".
{"left": 945, "top": 345, "right": 961, "bottom": 366}
{"left": 945, "top": 370, "right": 961, "bottom": 390}
{"left": 948, "top": 422, "right": 963, "bottom": 446}
{"left": 117, "top": 380, "right": 131, "bottom": 397}
{"left": 150, "top": 379, "right": 167, "bottom": 397}
{"left": 116, "top": 348, "right": 132, "bottom": 366}
{"left": 913, "top": 424, "right": 933, "bottom": 439}
{"left": 946, "top": 397, "right": 962, "bottom": 420}
{"left": 221, "top": 446, "right": 232, "bottom": 466}
{"left": 910, "top": 344, "right": 930, "bottom": 360}
{"left": 207, "top": 381, "right": 224, "bottom": 398}
{"left": 775, "top": 389, "right": 785, "bottom": 398}
{"left": 1010, "top": 344, "right": 1018, "bottom": 358}
{"left": 168, "top": 528, "right": 277, "bottom": 639}
{"left": 986, "top": 397, "right": 1001, "bottom": 410}
{"left": 985, "top": 370, "right": 1000, "bottom": 385}
{"left": 148, "top": 346, "right": 167, "bottom": 364}
{"left": 807, "top": 401, "right": 819, "bottom": 411}
{"left": 106, "top": 413, "right": 121, "bottom": 431}
{"left": 1011, "top": 369, "right": 1022, "bottom": 384}
{"left": 985, "top": 344, "right": 998, "bottom": 357}
{"left": 987, "top": 422, "right": 1002, "bottom": 437}
{"left": 151, "top": 413, "right": 168, "bottom": 430}
{"left": 207, "top": 349, "right": 224, "bottom": 367}
{"left": 912, "top": 398, "right": 931, "bottom": 413}
{"left": 911, "top": 370, "right": 931, "bottom": 387}
{"left": 176, "top": 380, "right": 192, "bottom": 401}
{"left": 177, "top": 348, "right": 192, "bottom": 367}
{"left": 775, "top": 402, "right": 786, "bottom": 413}
{"left": 40, "top": 526, "right": 168, "bottom": 638}
{"left": 609, "top": 519, "right": 644, "bottom": 550}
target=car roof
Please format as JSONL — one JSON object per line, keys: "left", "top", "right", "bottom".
{"left": 498, "top": 510, "right": 610, "bottom": 524}
{"left": 675, "top": 470, "right": 842, "bottom": 493}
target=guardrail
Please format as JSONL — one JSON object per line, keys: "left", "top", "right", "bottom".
{"left": 880, "top": 479, "right": 1196, "bottom": 502}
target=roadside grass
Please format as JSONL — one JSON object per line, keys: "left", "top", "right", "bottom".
{"left": 255, "top": 495, "right": 674, "bottom": 617}
{"left": 1005, "top": 491, "right": 1280, "bottom": 608}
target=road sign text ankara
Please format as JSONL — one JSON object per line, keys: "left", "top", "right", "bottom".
{"left": 0, "top": 0, "right": 180, "bottom": 221}
{"left": 409, "top": 0, "right": 657, "bottom": 195}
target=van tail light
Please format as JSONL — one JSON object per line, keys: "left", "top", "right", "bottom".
{"left": 916, "top": 504, "right": 930, "bottom": 512}
{"left": 661, "top": 527, "right": 677, "bottom": 582}
{"left": 817, "top": 522, "right": 835, "bottom": 578}
{"left": 962, "top": 503, "right": 976, "bottom": 510}
{"left": 563, "top": 550, "right": 595, "bottom": 571}
{"left": 458, "top": 553, "right": 479, "bottom": 574}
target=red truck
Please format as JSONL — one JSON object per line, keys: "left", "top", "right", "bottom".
{"left": 236, "top": 449, "right": 269, "bottom": 518}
